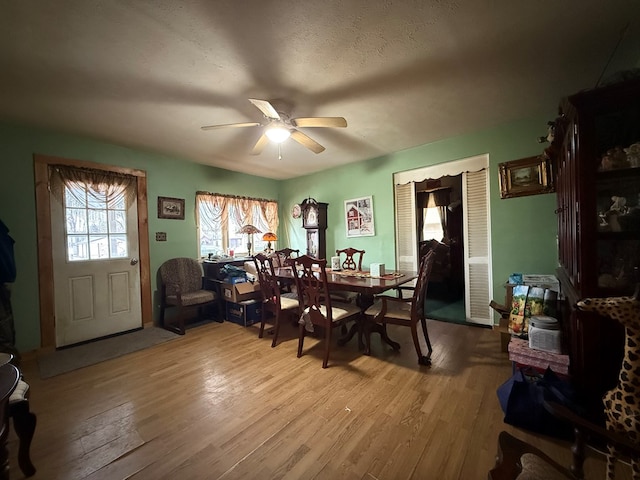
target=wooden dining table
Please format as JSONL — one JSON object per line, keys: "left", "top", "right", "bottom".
{"left": 274, "top": 266, "right": 418, "bottom": 350}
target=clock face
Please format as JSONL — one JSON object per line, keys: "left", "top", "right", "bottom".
{"left": 305, "top": 207, "right": 318, "bottom": 226}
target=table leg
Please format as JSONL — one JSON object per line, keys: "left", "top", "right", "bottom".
{"left": 336, "top": 292, "right": 372, "bottom": 349}
{"left": 11, "top": 401, "right": 36, "bottom": 477}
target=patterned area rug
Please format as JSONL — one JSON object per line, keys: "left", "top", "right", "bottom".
{"left": 37, "top": 327, "right": 180, "bottom": 379}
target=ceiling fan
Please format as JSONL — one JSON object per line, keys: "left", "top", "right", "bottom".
{"left": 201, "top": 98, "right": 347, "bottom": 155}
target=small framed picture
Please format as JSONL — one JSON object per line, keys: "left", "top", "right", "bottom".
{"left": 345, "top": 196, "right": 375, "bottom": 237}
{"left": 498, "top": 156, "right": 554, "bottom": 199}
{"left": 157, "top": 196, "right": 185, "bottom": 220}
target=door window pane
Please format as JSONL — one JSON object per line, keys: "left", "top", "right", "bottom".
{"left": 64, "top": 182, "right": 129, "bottom": 261}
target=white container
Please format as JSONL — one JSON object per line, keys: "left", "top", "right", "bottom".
{"left": 331, "top": 256, "right": 341, "bottom": 270}
{"left": 370, "top": 263, "right": 385, "bottom": 277}
{"left": 528, "top": 316, "right": 562, "bottom": 354}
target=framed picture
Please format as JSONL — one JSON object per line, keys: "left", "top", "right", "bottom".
{"left": 345, "top": 196, "right": 375, "bottom": 237}
{"left": 498, "top": 156, "right": 554, "bottom": 199}
{"left": 157, "top": 196, "right": 185, "bottom": 220}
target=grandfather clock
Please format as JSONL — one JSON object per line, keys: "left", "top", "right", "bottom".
{"left": 302, "top": 202, "right": 328, "bottom": 259}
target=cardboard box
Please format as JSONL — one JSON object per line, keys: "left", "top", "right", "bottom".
{"left": 226, "top": 300, "right": 262, "bottom": 326}
{"left": 222, "top": 281, "right": 262, "bottom": 303}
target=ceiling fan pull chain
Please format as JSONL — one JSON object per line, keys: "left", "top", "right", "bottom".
{"left": 278, "top": 143, "right": 282, "bottom": 161}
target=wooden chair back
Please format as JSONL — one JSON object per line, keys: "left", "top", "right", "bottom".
{"left": 253, "top": 253, "right": 281, "bottom": 306}
{"left": 273, "top": 248, "right": 300, "bottom": 267}
{"left": 412, "top": 249, "right": 437, "bottom": 322}
{"left": 335, "top": 247, "right": 365, "bottom": 270}
{"left": 292, "top": 255, "right": 333, "bottom": 325}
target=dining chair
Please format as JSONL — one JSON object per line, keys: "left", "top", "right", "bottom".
{"left": 364, "top": 250, "right": 436, "bottom": 365}
{"left": 273, "top": 247, "right": 300, "bottom": 266}
{"left": 292, "top": 255, "right": 361, "bottom": 368}
{"left": 335, "top": 247, "right": 365, "bottom": 271}
{"left": 159, "top": 257, "right": 218, "bottom": 335}
{"left": 253, "top": 253, "right": 299, "bottom": 347}
{"left": 331, "top": 247, "right": 366, "bottom": 306}
{"left": 273, "top": 248, "right": 300, "bottom": 292}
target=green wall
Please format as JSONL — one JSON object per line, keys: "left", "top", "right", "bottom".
{"left": 1, "top": 112, "right": 559, "bottom": 353}
{"left": 279, "top": 114, "right": 560, "bottom": 312}
{"left": 0, "top": 123, "right": 279, "bottom": 351}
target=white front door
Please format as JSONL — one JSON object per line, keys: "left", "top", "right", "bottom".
{"left": 50, "top": 178, "right": 142, "bottom": 347}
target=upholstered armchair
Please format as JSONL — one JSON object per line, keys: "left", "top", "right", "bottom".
{"left": 159, "top": 257, "right": 217, "bottom": 335}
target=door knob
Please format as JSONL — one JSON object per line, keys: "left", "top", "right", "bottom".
{"left": 130, "top": 258, "right": 139, "bottom": 265}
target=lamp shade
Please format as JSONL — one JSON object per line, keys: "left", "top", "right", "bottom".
{"left": 237, "top": 224, "right": 261, "bottom": 235}
{"left": 265, "top": 126, "right": 291, "bottom": 143}
{"left": 262, "top": 232, "right": 277, "bottom": 241}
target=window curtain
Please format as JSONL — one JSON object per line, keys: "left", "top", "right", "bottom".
{"left": 49, "top": 165, "right": 137, "bottom": 207}
{"left": 196, "top": 193, "right": 229, "bottom": 235}
{"left": 196, "top": 192, "right": 279, "bottom": 234}
{"left": 417, "top": 188, "right": 450, "bottom": 241}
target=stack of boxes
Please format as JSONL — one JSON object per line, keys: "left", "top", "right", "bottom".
{"left": 222, "top": 277, "right": 262, "bottom": 326}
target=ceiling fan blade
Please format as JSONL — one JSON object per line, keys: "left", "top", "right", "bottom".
{"left": 290, "top": 130, "right": 325, "bottom": 154}
{"left": 248, "top": 99, "right": 280, "bottom": 120}
{"left": 201, "top": 122, "right": 260, "bottom": 131}
{"left": 250, "top": 133, "right": 269, "bottom": 155}
{"left": 291, "top": 117, "right": 347, "bottom": 128}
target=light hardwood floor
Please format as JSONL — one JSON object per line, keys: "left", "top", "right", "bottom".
{"left": 10, "top": 318, "right": 632, "bottom": 479}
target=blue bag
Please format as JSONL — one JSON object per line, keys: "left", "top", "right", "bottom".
{"left": 496, "top": 367, "right": 582, "bottom": 439}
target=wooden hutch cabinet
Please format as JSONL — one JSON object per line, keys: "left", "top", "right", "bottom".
{"left": 555, "top": 77, "right": 640, "bottom": 413}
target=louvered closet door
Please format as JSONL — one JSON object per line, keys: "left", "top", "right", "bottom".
{"left": 463, "top": 169, "right": 492, "bottom": 326}
{"left": 394, "top": 182, "right": 418, "bottom": 272}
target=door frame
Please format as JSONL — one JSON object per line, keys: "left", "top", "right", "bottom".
{"left": 34, "top": 154, "right": 152, "bottom": 349}
{"left": 393, "top": 154, "right": 493, "bottom": 325}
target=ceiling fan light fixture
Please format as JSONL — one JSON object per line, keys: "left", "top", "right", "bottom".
{"left": 265, "top": 125, "right": 291, "bottom": 143}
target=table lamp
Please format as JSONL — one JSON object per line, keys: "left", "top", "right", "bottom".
{"left": 237, "top": 224, "right": 261, "bottom": 256}
{"left": 262, "top": 232, "right": 277, "bottom": 254}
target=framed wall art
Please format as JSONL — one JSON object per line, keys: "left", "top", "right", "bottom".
{"left": 345, "top": 196, "right": 375, "bottom": 237}
{"left": 498, "top": 155, "right": 555, "bottom": 199}
{"left": 157, "top": 196, "right": 185, "bottom": 220}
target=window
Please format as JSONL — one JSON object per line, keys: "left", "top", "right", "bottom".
{"left": 422, "top": 207, "right": 444, "bottom": 242}
{"left": 196, "top": 192, "right": 279, "bottom": 257}
{"left": 49, "top": 165, "right": 137, "bottom": 262}
{"left": 64, "top": 182, "right": 128, "bottom": 261}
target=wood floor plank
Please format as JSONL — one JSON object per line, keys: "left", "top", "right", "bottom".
{"left": 8, "top": 319, "right": 633, "bottom": 479}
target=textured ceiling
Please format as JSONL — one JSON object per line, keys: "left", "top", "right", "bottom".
{"left": 1, "top": 1, "right": 639, "bottom": 179}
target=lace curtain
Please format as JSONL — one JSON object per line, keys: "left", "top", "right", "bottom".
{"left": 49, "top": 165, "right": 137, "bottom": 208}
{"left": 196, "top": 192, "right": 279, "bottom": 235}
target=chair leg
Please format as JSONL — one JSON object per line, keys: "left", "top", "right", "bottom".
{"left": 322, "top": 325, "right": 332, "bottom": 368}
{"left": 259, "top": 306, "right": 267, "bottom": 339}
{"left": 177, "top": 307, "right": 186, "bottom": 335}
{"left": 380, "top": 323, "right": 401, "bottom": 351}
{"left": 10, "top": 401, "right": 36, "bottom": 477}
{"left": 271, "top": 310, "right": 281, "bottom": 348}
{"left": 159, "top": 304, "right": 166, "bottom": 328}
{"left": 419, "top": 317, "right": 433, "bottom": 358}
{"left": 411, "top": 320, "right": 431, "bottom": 366}
{"left": 163, "top": 306, "right": 186, "bottom": 335}
{"left": 297, "top": 323, "right": 305, "bottom": 358}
